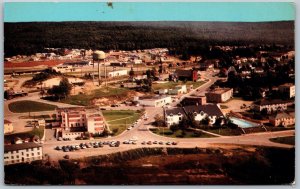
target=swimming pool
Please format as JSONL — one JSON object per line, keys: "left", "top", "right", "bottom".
{"left": 229, "top": 117, "right": 259, "bottom": 128}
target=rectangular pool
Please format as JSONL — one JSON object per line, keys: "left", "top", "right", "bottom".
{"left": 229, "top": 117, "right": 259, "bottom": 128}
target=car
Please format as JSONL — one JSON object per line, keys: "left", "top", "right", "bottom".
{"left": 172, "top": 142, "right": 178, "bottom": 145}
{"left": 147, "top": 141, "right": 152, "bottom": 145}
{"left": 81, "top": 145, "right": 87, "bottom": 149}
{"left": 58, "top": 137, "right": 63, "bottom": 141}
{"left": 100, "top": 108, "right": 106, "bottom": 110}
{"left": 63, "top": 147, "right": 70, "bottom": 152}
{"left": 55, "top": 146, "right": 62, "bottom": 150}
{"left": 166, "top": 142, "right": 171, "bottom": 145}
{"left": 159, "top": 141, "right": 163, "bottom": 145}
{"left": 123, "top": 140, "right": 129, "bottom": 144}
{"left": 127, "top": 127, "right": 132, "bottom": 130}
{"left": 132, "top": 141, "right": 137, "bottom": 145}
{"left": 153, "top": 141, "right": 158, "bottom": 144}
{"left": 94, "top": 144, "right": 99, "bottom": 148}
{"left": 141, "top": 141, "right": 146, "bottom": 145}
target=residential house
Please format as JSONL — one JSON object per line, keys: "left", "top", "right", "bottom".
{"left": 165, "top": 108, "right": 187, "bottom": 127}
{"left": 134, "top": 95, "right": 172, "bottom": 107}
{"left": 205, "top": 88, "right": 233, "bottom": 103}
{"left": 278, "top": 83, "right": 295, "bottom": 98}
{"left": 175, "top": 69, "right": 198, "bottom": 81}
{"left": 183, "top": 104, "right": 224, "bottom": 125}
{"left": 4, "top": 119, "right": 13, "bottom": 134}
{"left": 269, "top": 112, "right": 295, "bottom": 127}
{"left": 4, "top": 143, "right": 43, "bottom": 165}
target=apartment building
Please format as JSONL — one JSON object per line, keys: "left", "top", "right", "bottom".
{"left": 56, "top": 107, "right": 86, "bottom": 131}
{"left": 269, "top": 112, "right": 295, "bottom": 127}
{"left": 87, "top": 114, "right": 105, "bottom": 134}
{"left": 278, "top": 83, "right": 295, "bottom": 98}
{"left": 4, "top": 143, "right": 43, "bottom": 165}
{"left": 205, "top": 88, "right": 233, "bottom": 103}
{"left": 252, "top": 99, "right": 291, "bottom": 113}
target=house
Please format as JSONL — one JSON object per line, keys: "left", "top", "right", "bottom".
{"left": 205, "top": 88, "right": 233, "bottom": 103}
{"left": 183, "top": 105, "right": 224, "bottom": 125}
{"left": 165, "top": 108, "right": 187, "bottom": 127}
{"left": 4, "top": 143, "right": 43, "bottom": 165}
{"left": 252, "top": 99, "right": 291, "bottom": 113}
{"left": 158, "top": 89, "right": 169, "bottom": 95}
{"left": 4, "top": 119, "right": 13, "bottom": 134}
{"left": 269, "top": 112, "right": 295, "bottom": 127}
{"left": 164, "top": 104, "right": 224, "bottom": 127}
{"left": 168, "top": 85, "right": 187, "bottom": 95}
{"left": 181, "top": 96, "right": 207, "bottom": 106}
{"left": 87, "top": 114, "right": 105, "bottom": 134}
{"left": 175, "top": 69, "right": 198, "bottom": 81}
{"left": 134, "top": 95, "right": 172, "bottom": 107}
{"left": 278, "top": 83, "right": 295, "bottom": 98}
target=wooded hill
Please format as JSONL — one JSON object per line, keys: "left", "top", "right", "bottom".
{"left": 4, "top": 21, "right": 294, "bottom": 57}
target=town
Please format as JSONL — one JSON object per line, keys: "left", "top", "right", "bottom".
{"left": 4, "top": 44, "right": 295, "bottom": 166}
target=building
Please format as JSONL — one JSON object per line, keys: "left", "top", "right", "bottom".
{"left": 269, "top": 112, "right": 295, "bottom": 127}
{"left": 164, "top": 104, "right": 224, "bottom": 127}
{"left": 252, "top": 99, "right": 291, "bottom": 113}
{"left": 158, "top": 89, "right": 169, "bottom": 95}
{"left": 168, "top": 85, "right": 187, "bottom": 95}
{"left": 56, "top": 107, "right": 86, "bottom": 131}
{"left": 165, "top": 108, "right": 186, "bottom": 127}
{"left": 205, "top": 88, "right": 233, "bottom": 103}
{"left": 183, "top": 104, "right": 224, "bottom": 125}
{"left": 181, "top": 96, "right": 207, "bottom": 106}
{"left": 4, "top": 119, "right": 13, "bottom": 134}
{"left": 107, "top": 70, "right": 128, "bottom": 78}
{"left": 4, "top": 143, "right": 43, "bottom": 165}
{"left": 55, "top": 107, "right": 105, "bottom": 138}
{"left": 175, "top": 69, "right": 198, "bottom": 81}
{"left": 87, "top": 114, "right": 105, "bottom": 134}
{"left": 134, "top": 95, "right": 172, "bottom": 107}
{"left": 278, "top": 83, "right": 295, "bottom": 98}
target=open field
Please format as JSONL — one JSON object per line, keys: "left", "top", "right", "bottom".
{"left": 150, "top": 128, "right": 217, "bottom": 138}
{"left": 8, "top": 100, "right": 57, "bottom": 113}
{"left": 103, "top": 110, "right": 142, "bottom": 135}
{"left": 269, "top": 136, "right": 295, "bottom": 145}
{"left": 61, "top": 87, "right": 131, "bottom": 106}
{"left": 152, "top": 81, "right": 205, "bottom": 90}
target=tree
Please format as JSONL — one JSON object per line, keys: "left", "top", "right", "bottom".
{"left": 47, "top": 77, "right": 72, "bottom": 99}
{"left": 170, "top": 124, "right": 179, "bottom": 133}
{"left": 179, "top": 117, "right": 189, "bottom": 130}
{"left": 200, "top": 116, "right": 210, "bottom": 126}
{"left": 129, "top": 67, "right": 135, "bottom": 78}
{"left": 154, "top": 114, "right": 164, "bottom": 127}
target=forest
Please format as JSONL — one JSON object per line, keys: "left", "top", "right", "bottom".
{"left": 4, "top": 21, "right": 294, "bottom": 57}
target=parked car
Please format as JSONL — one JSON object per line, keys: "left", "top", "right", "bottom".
{"left": 153, "top": 141, "right": 158, "bottom": 144}
{"left": 141, "top": 141, "right": 146, "bottom": 145}
{"left": 166, "top": 142, "right": 171, "bottom": 145}
{"left": 55, "top": 146, "right": 62, "bottom": 150}
{"left": 159, "top": 141, "right": 163, "bottom": 145}
{"left": 147, "top": 141, "right": 152, "bottom": 145}
{"left": 172, "top": 142, "right": 178, "bottom": 145}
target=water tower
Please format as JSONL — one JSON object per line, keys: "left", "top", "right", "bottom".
{"left": 92, "top": 50, "right": 106, "bottom": 85}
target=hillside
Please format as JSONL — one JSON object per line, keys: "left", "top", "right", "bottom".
{"left": 4, "top": 21, "right": 294, "bottom": 57}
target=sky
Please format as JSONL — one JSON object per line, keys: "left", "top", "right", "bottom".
{"left": 4, "top": 2, "right": 295, "bottom": 22}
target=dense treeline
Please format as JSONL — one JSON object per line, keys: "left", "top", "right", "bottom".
{"left": 4, "top": 21, "right": 294, "bottom": 57}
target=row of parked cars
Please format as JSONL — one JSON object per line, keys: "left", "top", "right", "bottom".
{"left": 55, "top": 141, "right": 121, "bottom": 152}
{"left": 141, "top": 141, "right": 178, "bottom": 145}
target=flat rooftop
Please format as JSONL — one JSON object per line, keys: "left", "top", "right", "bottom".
{"left": 206, "top": 88, "right": 232, "bottom": 94}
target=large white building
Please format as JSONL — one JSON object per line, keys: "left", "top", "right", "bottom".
{"left": 4, "top": 143, "right": 43, "bottom": 165}
{"left": 107, "top": 70, "right": 128, "bottom": 78}
{"left": 87, "top": 114, "right": 105, "bottom": 134}
{"left": 134, "top": 95, "right": 172, "bottom": 107}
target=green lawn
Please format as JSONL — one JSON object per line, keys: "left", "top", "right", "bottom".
{"left": 4, "top": 126, "right": 45, "bottom": 143}
{"left": 149, "top": 128, "right": 217, "bottom": 138}
{"left": 61, "top": 87, "right": 130, "bottom": 106}
{"left": 8, "top": 100, "right": 57, "bottom": 113}
{"left": 152, "top": 81, "right": 205, "bottom": 90}
{"left": 102, "top": 110, "right": 142, "bottom": 136}
{"left": 203, "top": 127, "right": 243, "bottom": 136}
{"left": 269, "top": 136, "right": 295, "bottom": 145}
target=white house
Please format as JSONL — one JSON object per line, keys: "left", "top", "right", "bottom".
{"left": 134, "top": 95, "right": 172, "bottom": 107}
{"left": 4, "top": 143, "right": 43, "bottom": 165}
{"left": 183, "top": 105, "right": 224, "bottom": 125}
{"left": 165, "top": 108, "right": 186, "bottom": 127}
{"left": 168, "top": 85, "right": 187, "bottom": 95}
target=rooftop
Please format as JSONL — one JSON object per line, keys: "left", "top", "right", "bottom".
{"left": 4, "top": 142, "right": 42, "bottom": 153}
{"left": 139, "top": 95, "right": 170, "bottom": 100}
{"left": 4, "top": 119, "right": 12, "bottom": 124}
{"left": 206, "top": 88, "right": 232, "bottom": 94}
{"left": 254, "top": 99, "right": 292, "bottom": 106}
{"left": 184, "top": 104, "right": 224, "bottom": 117}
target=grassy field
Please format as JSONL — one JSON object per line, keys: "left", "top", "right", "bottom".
{"left": 152, "top": 81, "right": 205, "bottom": 90}
{"left": 61, "top": 87, "right": 130, "bottom": 106}
{"left": 203, "top": 127, "right": 243, "bottom": 136}
{"left": 8, "top": 100, "right": 57, "bottom": 113}
{"left": 269, "top": 136, "right": 295, "bottom": 145}
{"left": 102, "top": 110, "right": 142, "bottom": 136}
{"left": 150, "top": 128, "right": 217, "bottom": 138}
{"left": 4, "top": 126, "right": 45, "bottom": 143}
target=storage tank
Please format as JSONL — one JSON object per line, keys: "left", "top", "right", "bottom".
{"left": 93, "top": 50, "right": 106, "bottom": 60}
